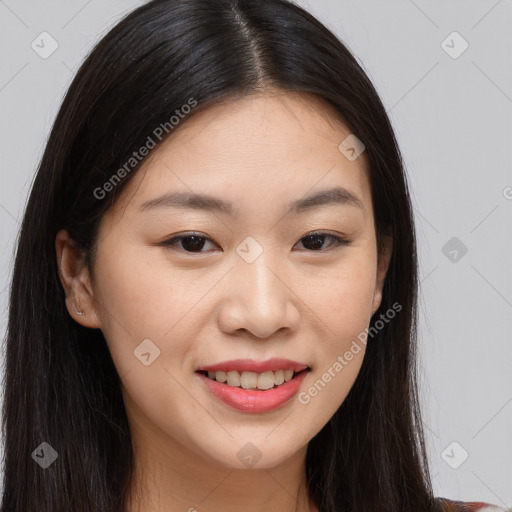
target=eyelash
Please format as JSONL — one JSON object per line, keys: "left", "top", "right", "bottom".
{"left": 159, "top": 230, "right": 351, "bottom": 254}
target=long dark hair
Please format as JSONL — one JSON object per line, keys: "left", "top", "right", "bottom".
{"left": 1, "top": 0, "right": 437, "bottom": 510}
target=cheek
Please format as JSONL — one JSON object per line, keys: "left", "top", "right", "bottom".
{"left": 91, "top": 245, "right": 196, "bottom": 372}
{"left": 305, "top": 250, "right": 376, "bottom": 381}
{"left": 305, "top": 248, "right": 376, "bottom": 326}
{"left": 296, "top": 263, "right": 374, "bottom": 427}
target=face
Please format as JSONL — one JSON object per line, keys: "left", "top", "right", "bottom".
{"left": 57, "top": 91, "right": 392, "bottom": 471}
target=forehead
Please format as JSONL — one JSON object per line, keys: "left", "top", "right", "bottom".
{"left": 111, "top": 91, "right": 372, "bottom": 221}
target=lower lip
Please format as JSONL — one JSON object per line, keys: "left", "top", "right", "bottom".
{"left": 195, "top": 370, "right": 309, "bottom": 413}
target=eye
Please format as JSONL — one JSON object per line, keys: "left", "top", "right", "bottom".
{"left": 160, "top": 232, "right": 217, "bottom": 253}
{"left": 294, "top": 231, "right": 351, "bottom": 252}
{"left": 159, "top": 230, "right": 351, "bottom": 254}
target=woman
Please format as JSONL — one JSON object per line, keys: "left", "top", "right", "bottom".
{"left": 0, "top": 0, "right": 507, "bottom": 511}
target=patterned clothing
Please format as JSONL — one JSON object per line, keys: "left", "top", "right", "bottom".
{"left": 436, "top": 497, "right": 511, "bottom": 511}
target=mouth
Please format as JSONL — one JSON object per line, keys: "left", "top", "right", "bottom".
{"left": 195, "top": 367, "right": 311, "bottom": 391}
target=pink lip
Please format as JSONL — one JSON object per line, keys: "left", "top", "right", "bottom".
{"left": 196, "top": 358, "right": 309, "bottom": 373}
{"left": 196, "top": 369, "right": 310, "bottom": 413}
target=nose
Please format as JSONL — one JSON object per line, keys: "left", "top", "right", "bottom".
{"left": 216, "top": 252, "right": 301, "bottom": 339}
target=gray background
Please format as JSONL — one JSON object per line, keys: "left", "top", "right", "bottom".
{"left": 0, "top": 0, "right": 511, "bottom": 506}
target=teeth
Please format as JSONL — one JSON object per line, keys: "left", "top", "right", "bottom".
{"left": 240, "top": 371, "right": 258, "bottom": 389}
{"left": 274, "top": 369, "right": 285, "bottom": 385}
{"left": 205, "top": 369, "right": 298, "bottom": 389}
{"left": 227, "top": 371, "right": 240, "bottom": 387}
{"left": 208, "top": 371, "right": 225, "bottom": 382}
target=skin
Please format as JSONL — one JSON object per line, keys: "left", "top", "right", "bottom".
{"left": 56, "top": 90, "right": 393, "bottom": 512}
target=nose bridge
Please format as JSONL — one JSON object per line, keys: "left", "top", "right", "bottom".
{"left": 218, "top": 236, "right": 299, "bottom": 337}
{"left": 235, "top": 240, "right": 284, "bottom": 312}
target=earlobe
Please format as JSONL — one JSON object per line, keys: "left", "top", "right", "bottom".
{"left": 55, "top": 229, "right": 101, "bottom": 328}
{"left": 371, "top": 288, "right": 383, "bottom": 316}
{"left": 372, "top": 234, "right": 393, "bottom": 315}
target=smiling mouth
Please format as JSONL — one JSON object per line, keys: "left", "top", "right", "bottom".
{"left": 196, "top": 368, "right": 311, "bottom": 391}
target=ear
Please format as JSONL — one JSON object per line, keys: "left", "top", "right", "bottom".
{"left": 371, "top": 233, "right": 393, "bottom": 316}
{"left": 55, "top": 229, "right": 102, "bottom": 328}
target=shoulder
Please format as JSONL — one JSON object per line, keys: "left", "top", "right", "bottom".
{"left": 435, "top": 497, "right": 511, "bottom": 512}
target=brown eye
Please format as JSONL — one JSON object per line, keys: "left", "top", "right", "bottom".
{"left": 295, "top": 231, "right": 351, "bottom": 252}
{"left": 159, "top": 230, "right": 351, "bottom": 255}
{"left": 161, "top": 233, "right": 217, "bottom": 253}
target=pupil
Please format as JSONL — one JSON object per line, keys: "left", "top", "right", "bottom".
{"left": 302, "top": 234, "right": 325, "bottom": 251}
{"left": 183, "top": 236, "right": 205, "bottom": 252}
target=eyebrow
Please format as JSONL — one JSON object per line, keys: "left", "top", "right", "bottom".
{"left": 139, "top": 186, "right": 365, "bottom": 216}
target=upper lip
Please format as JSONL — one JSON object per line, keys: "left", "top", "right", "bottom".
{"left": 196, "top": 358, "right": 310, "bottom": 373}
